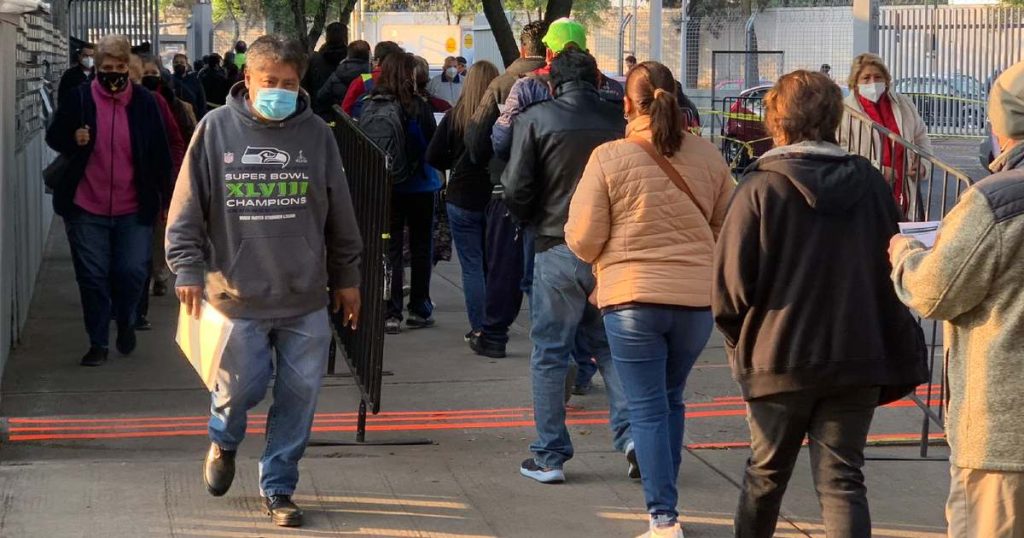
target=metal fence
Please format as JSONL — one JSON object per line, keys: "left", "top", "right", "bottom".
{"left": 840, "top": 105, "right": 973, "bottom": 457}
{"left": 707, "top": 95, "right": 771, "bottom": 173}
{"left": 326, "top": 107, "right": 392, "bottom": 440}
{"left": 880, "top": 4, "right": 1024, "bottom": 137}
{"left": 67, "top": 0, "right": 159, "bottom": 48}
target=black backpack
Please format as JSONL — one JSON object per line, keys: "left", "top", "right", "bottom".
{"left": 359, "top": 93, "right": 417, "bottom": 184}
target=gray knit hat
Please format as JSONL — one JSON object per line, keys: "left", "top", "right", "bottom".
{"left": 990, "top": 60, "right": 1024, "bottom": 140}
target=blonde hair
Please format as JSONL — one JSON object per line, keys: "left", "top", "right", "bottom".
{"left": 451, "top": 61, "right": 499, "bottom": 137}
{"left": 95, "top": 35, "right": 131, "bottom": 66}
{"left": 848, "top": 53, "right": 892, "bottom": 90}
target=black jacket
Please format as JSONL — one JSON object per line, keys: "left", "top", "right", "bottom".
{"left": 315, "top": 58, "right": 371, "bottom": 116}
{"left": 501, "top": 81, "right": 626, "bottom": 247}
{"left": 304, "top": 43, "right": 350, "bottom": 102}
{"left": 174, "top": 72, "right": 207, "bottom": 118}
{"left": 199, "top": 67, "right": 229, "bottom": 106}
{"left": 426, "top": 112, "right": 491, "bottom": 211}
{"left": 45, "top": 83, "right": 173, "bottom": 224}
{"left": 712, "top": 146, "right": 928, "bottom": 403}
{"left": 464, "top": 56, "right": 547, "bottom": 184}
{"left": 57, "top": 66, "right": 92, "bottom": 104}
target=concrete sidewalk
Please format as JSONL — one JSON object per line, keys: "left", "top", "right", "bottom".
{"left": 0, "top": 226, "right": 951, "bottom": 537}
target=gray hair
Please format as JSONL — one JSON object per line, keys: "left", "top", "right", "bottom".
{"left": 95, "top": 35, "right": 131, "bottom": 66}
{"left": 245, "top": 35, "right": 309, "bottom": 78}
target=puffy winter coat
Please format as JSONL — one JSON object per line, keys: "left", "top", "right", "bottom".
{"left": 566, "top": 115, "right": 734, "bottom": 308}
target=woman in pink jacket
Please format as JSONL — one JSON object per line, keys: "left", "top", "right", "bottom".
{"left": 566, "top": 61, "right": 734, "bottom": 538}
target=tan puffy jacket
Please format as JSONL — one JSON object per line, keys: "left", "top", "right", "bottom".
{"left": 566, "top": 116, "right": 735, "bottom": 309}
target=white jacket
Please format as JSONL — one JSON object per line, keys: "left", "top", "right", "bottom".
{"left": 839, "top": 90, "right": 933, "bottom": 216}
{"left": 426, "top": 74, "right": 462, "bottom": 106}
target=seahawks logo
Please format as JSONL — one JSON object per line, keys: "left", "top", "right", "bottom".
{"left": 241, "top": 146, "right": 291, "bottom": 168}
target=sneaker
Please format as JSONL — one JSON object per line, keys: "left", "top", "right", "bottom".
{"left": 203, "top": 443, "right": 236, "bottom": 497}
{"left": 626, "top": 440, "right": 642, "bottom": 480}
{"left": 469, "top": 333, "right": 506, "bottom": 359}
{"left": 152, "top": 279, "right": 168, "bottom": 297}
{"left": 519, "top": 458, "right": 565, "bottom": 484}
{"left": 464, "top": 330, "right": 476, "bottom": 343}
{"left": 406, "top": 313, "right": 436, "bottom": 329}
{"left": 637, "top": 520, "right": 684, "bottom": 538}
{"left": 80, "top": 346, "right": 108, "bottom": 367}
{"left": 264, "top": 494, "right": 303, "bottom": 527}
{"left": 572, "top": 383, "right": 592, "bottom": 396}
{"left": 116, "top": 325, "right": 137, "bottom": 355}
{"left": 384, "top": 317, "right": 402, "bottom": 335}
{"left": 134, "top": 315, "right": 152, "bottom": 331}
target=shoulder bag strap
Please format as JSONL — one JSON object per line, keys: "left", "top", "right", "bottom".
{"left": 627, "top": 136, "right": 710, "bottom": 222}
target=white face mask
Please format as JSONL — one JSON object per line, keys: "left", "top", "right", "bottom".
{"left": 858, "top": 82, "right": 886, "bottom": 103}
{"left": 82, "top": 57, "right": 95, "bottom": 69}
{"left": 446, "top": 67, "right": 457, "bottom": 79}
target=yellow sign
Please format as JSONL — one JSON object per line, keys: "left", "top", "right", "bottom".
{"left": 463, "top": 33, "right": 474, "bottom": 49}
{"left": 445, "top": 37, "right": 458, "bottom": 53}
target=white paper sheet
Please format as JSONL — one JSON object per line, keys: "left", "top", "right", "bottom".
{"left": 899, "top": 221, "right": 941, "bottom": 249}
{"left": 176, "top": 301, "right": 234, "bottom": 392}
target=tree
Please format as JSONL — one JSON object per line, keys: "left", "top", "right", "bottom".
{"left": 481, "top": 0, "right": 610, "bottom": 67}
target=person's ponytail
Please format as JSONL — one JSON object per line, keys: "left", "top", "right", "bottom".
{"left": 627, "top": 62, "right": 685, "bottom": 157}
{"left": 648, "top": 87, "right": 684, "bottom": 157}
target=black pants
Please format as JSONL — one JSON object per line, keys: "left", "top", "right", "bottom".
{"left": 736, "top": 386, "right": 880, "bottom": 538}
{"left": 481, "top": 198, "right": 524, "bottom": 344}
{"left": 387, "top": 191, "right": 435, "bottom": 320}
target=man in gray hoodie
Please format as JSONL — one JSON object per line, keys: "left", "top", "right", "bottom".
{"left": 165, "top": 35, "right": 363, "bottom": 528}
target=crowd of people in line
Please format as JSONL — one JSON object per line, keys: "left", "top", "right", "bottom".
{"left": 43, "top": 15, "right": 1023, "bottom": 538}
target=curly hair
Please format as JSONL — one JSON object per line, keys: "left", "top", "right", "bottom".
{"left": 764, "top": 70, "right": 844, "bottom": 145}
{"left": 520, "top": 21, "right": 549, "bottom": 58}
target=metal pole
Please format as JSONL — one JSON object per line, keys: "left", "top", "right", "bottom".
{"left": 618, "top": 0, "right": 624, "bottom": 74}
{"left": 679, "top": 0, "right": 688, "bottom": 88}
{"left": 853, "top": 0, "right": 879, "bottom": 54}
{"left": 650, "top": 0, "right": 663, "bottom": 61}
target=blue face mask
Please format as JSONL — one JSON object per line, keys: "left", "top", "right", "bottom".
{"left": 252, "top": 87, "right": 298, "bottom": 121}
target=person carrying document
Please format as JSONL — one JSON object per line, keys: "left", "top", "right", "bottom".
{"left": 165, "top": 34, "right": 363, "bottom": 528}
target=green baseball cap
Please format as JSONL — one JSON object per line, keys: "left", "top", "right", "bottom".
{"left": 542, "top": 18, "right": 588, "bottom": 53}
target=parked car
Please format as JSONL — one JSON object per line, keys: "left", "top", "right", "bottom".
{"left": 721, "top": 84, "right": 773, "bottom": 171}
{"left": 893, "top": 76, "right": 986, "bottom": 131}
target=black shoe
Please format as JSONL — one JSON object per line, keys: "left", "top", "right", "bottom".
{"left": 406, "top": 313, "right": 436, "bottom": 329}
{"left": 80, "top": 346, "right": 108, "bottom": 367}
{"left": 203, "top": 443, "right": 236, "bottom": 497}
{"left": 134, "top": 316, "right": 152, "bottom": 331}
{"left": 469, "top": 333, "right": 506, "bottom": 358}
{"left": 385, "top": 317, "right": 402, "bottom": 335}
{"left": 152, "top": 280, "right": 168, "bottom": 297}
{"left": 116, "top": 325, "right": 137, "bottom": 355}
{"left": 572, "top": 383, "right": 592, "bottom": 396}
{"left": 464, "top": 330, "right": 477, "bottom": 343}
{"left": 264, "top": 495, "right": 303, "bottom": 527}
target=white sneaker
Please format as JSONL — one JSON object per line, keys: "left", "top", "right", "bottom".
{"left": 635, "top": 521, "right": 684, "bottom": 538}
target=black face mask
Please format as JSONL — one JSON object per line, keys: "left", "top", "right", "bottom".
{"left": 98, "top": 71, "right": 129, "bottom": 93}
{"left": 141, "top": 75, "right": 162, "bottom": 92}
{"left": 173, "top": 64, "right": 187, "bottom": 77}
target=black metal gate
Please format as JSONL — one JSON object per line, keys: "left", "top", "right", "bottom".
{"left": 67, "top": 0, "right": 159, "bottom": 49}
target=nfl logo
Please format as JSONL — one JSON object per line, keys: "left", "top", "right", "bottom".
{"left": 224, "top": 152, "right": 235, "bottom": 164}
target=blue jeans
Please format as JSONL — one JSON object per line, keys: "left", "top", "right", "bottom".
{"left": 529, "top": 244, "right": 631, "bottom": 469}
{"left": 446, "top": 203, "right": 486, "bottom": 331}
{"left": 209, "top": 308, "right": 332, "bottom": 497}
{"left": 522, "top": 231, "right": 595, "bottom": 385}
{"left": 604, "top": 306, "right": 714, "bottom": 518}
{"left": 64, "top": 209, "right": 152, "bottom": 348}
